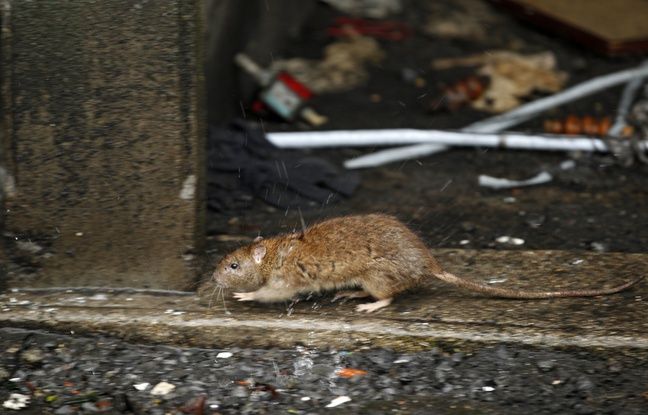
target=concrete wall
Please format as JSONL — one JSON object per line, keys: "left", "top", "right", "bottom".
{"left": 1, "top": 0, "right": 205, "bottom": 289}
{"left": 0, "top": 0, "right": 316, "bottom": 290}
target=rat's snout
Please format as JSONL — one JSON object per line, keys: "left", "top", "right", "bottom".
{"left": 211, "top": 268, "right": 229, "bottom": 288}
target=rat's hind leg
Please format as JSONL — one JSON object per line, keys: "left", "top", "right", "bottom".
{"left": 332, "top": 290, "right": 371, "bottom": 302}
{"left": 355, "top": 275, "right": 403, "bottom": 313}
{"left": 356, "top": 297, "right": 392, "bottom": 313}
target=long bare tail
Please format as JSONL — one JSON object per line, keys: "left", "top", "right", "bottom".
{"left": 433, "top": 272, "right": 645, "bottom": 299}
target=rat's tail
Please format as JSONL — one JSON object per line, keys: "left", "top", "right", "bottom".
{"left": 433, "top": 271, "right": 645, "bottom": 299}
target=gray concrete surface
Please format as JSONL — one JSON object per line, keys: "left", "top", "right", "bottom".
{"left": 2, "top": 249, "right": 646, "bottom": 352}
{"left": 1, "top": 0, "right": 205, "bottom": 289}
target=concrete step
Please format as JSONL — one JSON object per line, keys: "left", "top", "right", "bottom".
{"left": 1, "top": 249, "right": 646, "bottom": 351}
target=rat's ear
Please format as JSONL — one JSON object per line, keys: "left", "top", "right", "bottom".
{"left": 253, "top": 236, "right": 263, "bottom": 243}
{"left": 252, "top": 244, "right": 266, "bottom": 264}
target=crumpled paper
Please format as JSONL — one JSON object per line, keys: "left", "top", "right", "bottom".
{"left": 432, "top": 51, "right": 568, "bottom": 113}
{"left": 271, "top": 35, "right": 385, "bottom": 94}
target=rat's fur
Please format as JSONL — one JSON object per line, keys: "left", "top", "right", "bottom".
{"left": 212, "top": 214, "right": 644, "bottom": 312}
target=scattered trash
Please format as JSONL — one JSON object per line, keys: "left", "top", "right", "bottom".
{"left": 321, "top": 0, "right": 402, "bottom": 18}
{"left": 479, "top": 171, "right": 552, "bottom": 190}
{"left": 301, "top": 396, "right": 311, "bottom": 401}
{"left": 88, "top": 293, "right": 108, "bottom": 301}
{"left": 428, "top": 75, "right": 489, "bottom": 112}
{"left": 325, "top": 395, "right": 352, "bottom": 408}
{"left": 327, "top": 16, "right": 411, "bottom": 40}
{"left": 208, "top": 121, "right": 360, "bottom": 211}
{"left": 349, "top": 62, "right": 648, "bottom": 167}
{"left": 133, "top": 382, "right": 150, "bottom": 391}
{"left": 560, "top": 160, "right": 576, "bottom": 170}
{"left": 423, "top": 0, "right": 504, "bottom": 41}
{"left": 432, "top": 51, "right": 568, "bottom": 113}
{"left": 543, "top": 115, "right": 633, "bottom": 137}
{"left": 235, "top": 53, "right": 326, "bottom": 126}
{"left": 270, "top": 34, "right": 384, "bottom": 94}
{"left": 216, "top": 352, "right": 233, "bottom": 359}
{"left": 336, "top": 368, "right": 368, "bottom": 378}
{"left": 495, "top": 236, "right": 525, "bottom": 246}
{"left": 482, "top": 386, "right": 496, "bottom": 392}
{"left": 3, "top": 393, "right": 30, "bottom": 410}
{"left": 487, "top": 277, "right": 508, "bottom": 284}
{"left": 150, "top": 381, "right": 175, "bottom": 396}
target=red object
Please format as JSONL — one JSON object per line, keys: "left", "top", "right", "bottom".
{"left": 327, "top": 17, "right": 412, "bottom": 41}
{"left": 277, "top": 72, "right": 313, "bottom": 100}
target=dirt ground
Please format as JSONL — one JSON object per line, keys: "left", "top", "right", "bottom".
{"left": 207, "top": 0, "right": 648, "bottom": 259}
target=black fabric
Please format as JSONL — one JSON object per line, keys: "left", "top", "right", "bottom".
{"left": 207, "top": 120, "right": 360, "bottom": 212}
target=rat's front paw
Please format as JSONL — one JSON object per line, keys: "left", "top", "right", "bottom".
{"left": 233, "top": 292, "right": 256, "bottom": 302}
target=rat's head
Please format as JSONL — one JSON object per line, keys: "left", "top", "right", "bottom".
{"left": 212, "top": 236, "right": 267, "bottom": 290}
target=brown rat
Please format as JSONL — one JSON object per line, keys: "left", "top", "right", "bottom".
{"left": 211, "top": 214, "right": 644, "bottom": 312}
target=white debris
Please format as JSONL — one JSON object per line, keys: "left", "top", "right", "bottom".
{"left": 325, "top": 396, "right": 352, "bottom": 408}
{"left": 88, "top": 294, "right": 108, "bottom": 301}
{"left": 571, "top": 259, "right": 585, "bottom": 265}
{"left": 179, "top": 175, "right": 196, "bottom": 200}
{"left": 150, "top": 381, "right": 175, "bottom": 396}
{"left": 75, "top": 232, "right": 83, "bottom": 237}
{"left": 216, "top": 352, "right": 233, "bottom": 359}
{"left": 164, "top": 309, "right": 185, "bottom": 316}
{"left": 495, "top": 236, "right": 525, "bottom": 245}
{"left": 301, "top": 397, "right": 311, "bottom": 401}
{"left": 3, "top": 393, "right": 30, "bottom": 410}
{"left": 459, "top": 239, "right": 470, "bottom": 245}
{"left": 482, "top": 386, "right": 495, "bottom": 392}
{"left": 560, "top": 160, "right": 576, "bottom": 170}
{"left": 134, "top": 382, "right": 150, "bottom": 391}
{"left": 487, "top": 277, "right": 508, "bottom": 284}
{"left": 479, "top": 171, "right": 552, "bottom": 190}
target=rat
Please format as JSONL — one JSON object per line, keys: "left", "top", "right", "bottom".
{"left": 211, "top": 214, "right": 644, "bottom": 313}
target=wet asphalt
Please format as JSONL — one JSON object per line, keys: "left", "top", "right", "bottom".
{"left": 2, "top": 328, "right": 647, "bottom": 414}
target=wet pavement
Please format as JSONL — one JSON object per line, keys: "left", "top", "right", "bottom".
{"left": 2, "top": 326, "right": 648, "bottom": 414}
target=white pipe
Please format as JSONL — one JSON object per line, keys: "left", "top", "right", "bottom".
{"left": 344, "top": 62, "right": 648, "bottom": 168}
{"left": 268, "top": 128, "right": 645, "bottom": 152}
{"left": 609, "top": 60, "right": 648, "bottom": 137}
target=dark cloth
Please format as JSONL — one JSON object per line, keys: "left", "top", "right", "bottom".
{"left": 207, "top": 120, "right": 360, "bottom": 212}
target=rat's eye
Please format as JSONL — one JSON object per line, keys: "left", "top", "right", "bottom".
{"left": 230, "top": 263, "right": 239, "bottom": 270}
